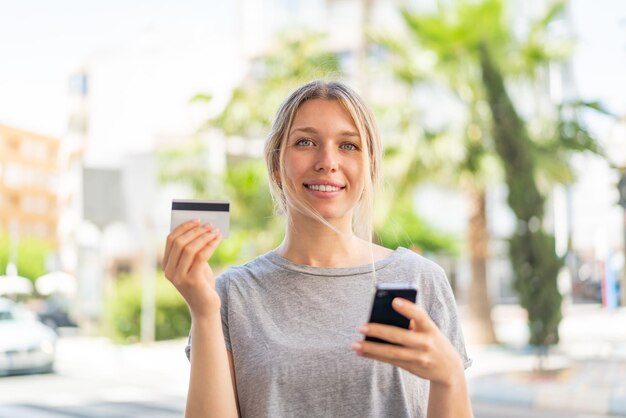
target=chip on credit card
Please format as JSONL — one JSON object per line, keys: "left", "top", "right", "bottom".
{"left": 170, "top": 199, "right": 230, "bottom": 237}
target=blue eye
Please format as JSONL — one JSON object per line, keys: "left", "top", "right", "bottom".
{"left": 296, "top": 138, "right": 313, "bottom": 147}
{"left": 340, "top": 143, "right": 358, "bottom": 151}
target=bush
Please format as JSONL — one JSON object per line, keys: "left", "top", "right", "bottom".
{"left": 0, "top": 234, "right": 51, "bottom": 281}
{"left": 376, "top": 205, "right": 458, "bottom": 255}
{"left": 103, "top": 273, "right": 191, "bottom": 343}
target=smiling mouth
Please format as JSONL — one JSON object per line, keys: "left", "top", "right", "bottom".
{"left": 304, "top": 184, "right": 345, "bottom": 192}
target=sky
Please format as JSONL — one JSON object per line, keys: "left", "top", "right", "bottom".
{"left": 568, "top": 0, "right": 626, "bottom": 143}
{"left": 0, "top": 0, "right": 235, "bottom": 137}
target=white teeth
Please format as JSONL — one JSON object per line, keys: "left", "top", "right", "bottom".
{"left": 307, "top": 184, "right": 341, "bottom": 192}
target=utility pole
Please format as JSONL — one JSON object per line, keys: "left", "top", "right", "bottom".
{"left": 618, "top": 170, "right": 626, "bottom": 306}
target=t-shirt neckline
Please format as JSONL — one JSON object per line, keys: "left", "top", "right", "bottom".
{"left": 264, "top": 247, "right": 409, "bottom": 277}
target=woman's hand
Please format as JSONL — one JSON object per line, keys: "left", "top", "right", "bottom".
{"left": 163, "top": 220, "right": 223, "bottom": 318}
{"left": 351, "top": 298, "right": 465, "bottom": 387}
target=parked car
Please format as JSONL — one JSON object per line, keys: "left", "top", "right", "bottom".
{"left": 0, "top": 297, "right": 56, "bottom": 376}
{"left": 36, "top": 295, "right": 77, "bottom": 330}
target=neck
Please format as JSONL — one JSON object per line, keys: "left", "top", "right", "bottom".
{"left": 277, "top": 217, "right": 370, "bottom": 268}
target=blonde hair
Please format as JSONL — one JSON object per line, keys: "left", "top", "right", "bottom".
{"left": 264, "top": 80, "right": 382, "bottom": 241}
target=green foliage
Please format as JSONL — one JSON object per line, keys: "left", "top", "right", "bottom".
{"left": 103, "top": 274, "right": 191, "bottom": 343}
{"left": 156, "top": 138, "right": 217, "bottom": 198}
{"left": 400, "top": 0, "right": 511, "bottom": 70}
{"left": 376, "top": 202, "right": 458, "bottom": 255}
{"left": 190, "top": 92, "right": 213, "bottom": 103}
{"left": 153, "top": 276, "right": 193, "bottom": 341}
{"left": 208, "top": 31, "right": 342, "bottom": 138}
{"left": 224, "top": 160, "right": 275, "bottom": 231}
{"left": 212, "top": 161, "right": 284, "bottom": 266}
{"left": 0, "top": 234, "right": 51, "bottom": 282}
{"left": 103, "top": 276, "right": 141, "bottom": 343}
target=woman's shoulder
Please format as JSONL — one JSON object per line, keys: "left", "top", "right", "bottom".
{"left": 369, "top": 243, "right": 394, "bottom": 261}
{"left": 391, "top": 247, "right": 446, "bottom": 276}
{"left": 215, "top": 251, "right": 280, "bottom": 283}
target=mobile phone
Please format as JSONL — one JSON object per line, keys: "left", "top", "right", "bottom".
{"left": 365, "top": 283, "right": 418, "bottom": 345}
{"left": 170, "top": 199, "right": 230, "bottom": 238}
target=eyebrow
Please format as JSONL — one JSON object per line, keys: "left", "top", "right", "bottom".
{"left": 289, "top": 127, "right": 360, "bottom": 138}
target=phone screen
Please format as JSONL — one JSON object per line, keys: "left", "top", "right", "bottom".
{"left": 365, "top": 283, "right": 417, "bottom": 345}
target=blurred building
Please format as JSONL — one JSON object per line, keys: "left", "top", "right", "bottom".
{"left": 0, "top": 119, "right": 86, "bottom": 276}
{"left": 0, "top": 124, "right": 61, "bottom": 245}
{"left": 55, "top": 70, "right": 90, "bottom": 273}
{"left": 56, "top": 29, "right": 235, "bottom": 331}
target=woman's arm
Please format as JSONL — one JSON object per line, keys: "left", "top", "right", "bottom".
{"left": 185, "top": 315, "right": 239, "bottom": 418}
{"left": 353, "top": 298, "right": 473, "bottom": 418}
{"left": 427, "top": 375, "right": 472, "bottom": 418}
{"left": 162, "top": 220, "right": 238, "bottom": 418}
{"left": 228, "top": 351, "right": 241, "bottom": 416}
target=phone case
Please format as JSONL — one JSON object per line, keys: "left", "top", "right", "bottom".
{"left": 365, "top": 284, "right": 417, "bottom": 345}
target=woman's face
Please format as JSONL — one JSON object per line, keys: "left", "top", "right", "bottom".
{"left": 282, "top": 99, "right": 365, "bottom": 225}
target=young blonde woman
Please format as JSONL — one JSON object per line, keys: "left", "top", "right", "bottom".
{"left": 163, "top": 80, "right": 473, "bottom": 418}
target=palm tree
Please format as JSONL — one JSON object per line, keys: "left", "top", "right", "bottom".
{"left": 374, "top": 0, "right": 597, "bottom": 345}
{"left": 203, "top": 31, "right": 342, "bottom": 139}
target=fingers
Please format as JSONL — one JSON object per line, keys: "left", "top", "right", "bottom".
{"left": 196, "top": 231, "right": 223, "bottom": 261}
{"left": 353, "top": 299, "right": 433, "bottom": 352}
{"left": 163, "top": 223, "right": 217, "bottom": 279}
{"left": 175, "top": 228, "right": 222, "bottom": 276}
{"left": 353, "top": 325, "right": 435, "bottom": 372}
{"left": 391, "top": 298, "right": 433, "bottom": 332}
{"left": 188, "top": 232, "right": 223, "bottom": 278}
{"left": 354, "top": 299, "right": 466, "bottom": 383}
{"left": 359, "top": 323, "right": 426, "bottom": 348}
{"left": 351, "top": 340, "right": 421, "bottom": 366}
{"left": 163, "top": 219, "right": 201, "bottom": 267}
{"left": 351, "top": 299, "right": 436, "bottom": 369}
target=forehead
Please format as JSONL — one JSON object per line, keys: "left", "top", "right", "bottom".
{"left": 291, "top": 99, "right": 358, "bottom": 132}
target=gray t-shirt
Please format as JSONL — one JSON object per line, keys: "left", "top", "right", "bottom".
{"left": 185, "top": 247, "right": 471, "bottom": 418}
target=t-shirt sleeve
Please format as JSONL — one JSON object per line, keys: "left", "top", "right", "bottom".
{"left": 216, "top": 273, "right": 232, "bottom": 351}
{"left": 423, "top": 264, "right": 472, "bottom": 369}
{"left": 184, "top": 271, "right": 233, "bottom": 362}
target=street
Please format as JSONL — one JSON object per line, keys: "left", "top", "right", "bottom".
{"left": 1, "top": 391, "right": 619, "bottom": 418}
{"left": 2, "top": 368, "right": 618, "bottom": 418}
{"left": 473, "top": 403, "right": 616, "bottom": 418}
{"left": 0, "top": 336, "right": 188, "bottom": 418}
{"left": 0, "top": 397, "right": 183, "bottom": 418}
{"left": 0, "top": 367, "right": 618, "bottom": 418}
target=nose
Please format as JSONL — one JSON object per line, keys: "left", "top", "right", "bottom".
{"left": 314, "top": 145, "right": 339, "bottom": 173}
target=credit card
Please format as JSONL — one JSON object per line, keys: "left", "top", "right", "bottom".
{"left": 170, "top": 199, "right": 230, "bottom": 237}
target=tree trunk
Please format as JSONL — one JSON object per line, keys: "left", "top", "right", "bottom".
{"left": 466, "top": 187, "right": 497, "bottom": 344}
{"left": 479, "top": 43, "right": 562, "bottom": 347}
